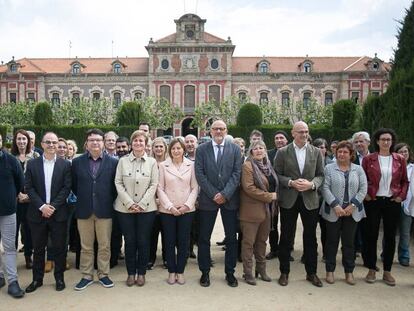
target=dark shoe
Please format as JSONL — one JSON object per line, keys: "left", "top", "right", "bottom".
{"left": 278, "top": 273, "right": 289, "bottom": 286}
{"left": 56, "top": 280, "right": 66, "bottom": 291}
{"left": 225, "top": 273, "right": 238, "bottom": 287}
{"left": 25, "top": 256, "right": 33, "bottom": 269}
{"left": 147, "top": 262, "right": 154, "bottom": 270}
{"left": 25, "top": 280, "right": 43, "bottom": 293}
{"left": 216, "top": 239, "right": 226, "bottom": 246}
{"left": 7, "top": 281, "right": 25, "bottom": 298}
{"left": 266, "top": 251, "right": 278, "bottom": 260}
{"left": 163, "top": 261, "right": 168, "bottom": 269}
{"left": 189, "top": 251, "right": 197, "bottom": 259}
{"left": 99, "top": 276, "right": 114, "bottom": 288}
{"left": 399, "top": 261, "right": 409, "bottom": 267}
{"left": 306, "top": 274, "right": 323, "bottom": 287}
{"left": 221, "top": 246, "right": 226, "bottom": 251}
{"left": 0, "top": 277, "right": 5, "bottom": 289}
{"left": 74, "top": 278, "right": 94, "bottom": 291}
{"left": 243, "top": 273, "right": 256, "bottom": 286}
{"left": 200, "top": 272, "right": 210, "bottom": 287}
{"left": 289, "top": 255, "right": 294, "bottom": 262}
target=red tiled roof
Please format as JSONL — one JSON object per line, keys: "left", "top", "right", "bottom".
{"left": 0, "top": 57, "right": 149, "bottom": 74}
{"left": 155, "top": 31, "right": 226, "bottom": 43}
{"left": 232, "top": 56, "right": 389, "bottom": 73}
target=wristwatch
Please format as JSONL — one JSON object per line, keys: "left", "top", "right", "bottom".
{"left": 311, "top": 183, "right": 316, "bottom": 190}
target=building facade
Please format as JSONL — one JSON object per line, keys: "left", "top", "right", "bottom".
{"left": 0, "top": 13, "right": 390, "bottom": 137}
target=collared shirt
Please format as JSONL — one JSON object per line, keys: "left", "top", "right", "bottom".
{"left": 293, "top": 142, "right": 307, "bottom": 174}
{"left": 212, "top": 140, "right": 225, "bottom": 162}
{"left": 43, "top": 155, "right": 57, "bottom": 204}
{"left": 357, "top": 151, "right": 369, "bottom": 166}
{"left": 88, "top": 152, "right": 103, "bottom": 177}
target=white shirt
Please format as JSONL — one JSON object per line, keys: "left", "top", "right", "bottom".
{"left": 377, "top": 155, "right": 393, "bottom": 197}
{"left": 212, "top": 140, "right": 225, "bottom": 162}
{"left": 293, "top": 142, "right": 307, "bottom": 174}
{"left": 42, "top": 155, "right": 56, "bottom": 208}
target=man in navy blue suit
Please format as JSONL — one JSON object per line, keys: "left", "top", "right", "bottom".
{"left": 195, "top": 120, "right": 242, "bottom": 287}
{"left": 71, "top": 129, "right": 118, "bottom": 291}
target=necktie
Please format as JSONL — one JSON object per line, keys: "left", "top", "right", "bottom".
{"left": 216, "top": 145, "right": 223, "bottom": 166}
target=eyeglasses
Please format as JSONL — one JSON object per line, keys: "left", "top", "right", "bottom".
{"left": 57, "top": 146, "right": 67, "bottom": 149}
{"left": 379, "top": 138, "right": 392, "bottom": 142}
{"left": 211, "top": 127, "right": 226, "bottom": 131}
{"left": 87, "top": 138, "right": 103, "bottom": 143}
{"left": 42, "top": 140, "right": 58, "bottom": 145}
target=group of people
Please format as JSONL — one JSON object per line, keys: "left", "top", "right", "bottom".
{"left": 0, "top": 119, "right": 412, "bottom": 299}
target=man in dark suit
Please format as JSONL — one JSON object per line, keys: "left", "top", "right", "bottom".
{"left": 274, "top": 121, "right": 324, "bottom": 287}
{"left": 24, "top": 132, "right": 71, "bottom": 293}
{"left": 72, "top": 129, "right": 118, "bottom": 291}
{"left": 195, "top": 120, "right": 243, "bottom": 287}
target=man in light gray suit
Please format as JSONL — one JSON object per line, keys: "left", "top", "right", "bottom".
{"left": 274, "top": 121, "right": 324, "bottom": 287}
{"left": 195, "top": 120, "right": 242, "bottom": 288}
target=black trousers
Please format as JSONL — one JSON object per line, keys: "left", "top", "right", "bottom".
{"left": 29, "top": 219, "right": 67, "bottom": 282}
{"left": 268, "top": 212, "right": 280, "bottom": 253}
{"left": 198, "top": 208, "right": 238, "bottom": 274}
{"left": 160, "top": 212, "right": 194, "bottom": 273}
{"left": 117, "top": 211, "right": 156, "bottom": 276}
{"left": 16, "top": 202, "right": 33, "bottom": 257}
{"left": 110, "top": 210, "right": 123, "bottom": 266}
{"left": 325, "top": 216, "right": 357, "bottom": 273}
{"left": 364, "top": 198, "right": 400, "bottom": 272}
{"left": 279, "top": 197, "right": 319, "bottom": 275}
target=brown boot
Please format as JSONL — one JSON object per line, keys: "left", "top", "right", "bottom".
{"left": 137, "top": 275, "right": 145, "bottom": 287}
{"left": 243, "top": 273, "right": 257, "bottom": 286}
{"left": 383, "top": 271, "right": 396, "bottom": 286}
{"left": 255, "top": 263, "right": 271, "bottom": 282}
{"left": 345, "top": 273, "right": 355, "bottom": 285}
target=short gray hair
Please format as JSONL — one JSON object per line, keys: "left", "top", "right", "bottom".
{"left": 352, "top": 131, "right": 370, "bottom": 143}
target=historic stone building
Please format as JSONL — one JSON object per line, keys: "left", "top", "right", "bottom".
{"left": 0, "top": 13, "right": 390, "bottom": 137}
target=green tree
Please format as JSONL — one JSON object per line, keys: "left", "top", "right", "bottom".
{"left": 0, "top": 101, "right": 35, "bottom": 127}
{"left": 332, "top": 99, "right": 357, "bottom": 128}
{"left": 34, "top": 102, "right": 53, "bottom": 125}
{"left": 140, "top": 97, "right": 184, "bottom": 130}
{"left": 237, "top": 103, "right": 262, "bottom": 127}
{"left": 117, "top": 101, "right": 141, "bottom": 125}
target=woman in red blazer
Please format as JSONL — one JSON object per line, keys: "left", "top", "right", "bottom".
{"left": 362, "top": 128, "right": 408, "bottom": 286}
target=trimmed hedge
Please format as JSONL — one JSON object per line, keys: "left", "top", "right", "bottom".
{"left": 228, "top": 124, "right": 357, "bottom": 148}
{"left": 34, "top": 102, "right": 53, "bottom": 125}
{"left": 16, "top": 125, "right": 139, "bottom": 150}
{"left": 236, "top": 103, "right": 262, "bottom": 126}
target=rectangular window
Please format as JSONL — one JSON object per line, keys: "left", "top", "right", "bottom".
{"left": 52, "top": 93, "right": 60, "bottom": 105}
{"left": 9, "top": 92, "right": 17, "bottom": 103}
{"left": 324, "top": 92, "right": 333, "bottom": 105}
{"left": 27, "top": 92, "right": 35, "bottom": 102}
{"left": 259, "top": 92, "right": 268, "bottom": 104}
{"left": 159, "top": 85, "right": 171, "bottom": 103}
{"left": 282, "top": 92, "right": 290, "bottom": 107}
{"left": 351, "top": 91, "right": 359, "bottom": 103}
{"left": 303, "top": 92, "right": 311, "bottom": 108}
{"left": 113, "top": 92, "right": 121, "bottom": 106}
{"left": 184, "top": 85, "right": 195, "bottom": 108}
{"left": 238, "top": 92, "right": 247, "bottom": 102}
{"left": 92, "top": 92, "right": 101, "bottom": 101}
{"left": 72, "top": 92, "right": 80, "bottom": 104}
{"left": 208, "top": 85, "right": 220, "bottom": 104}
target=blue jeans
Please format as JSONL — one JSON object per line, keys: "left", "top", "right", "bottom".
{"left": 117, "top": 211, "right": 156, "bottom": 276}
{"left": 160, "top": 212, "right": 194, "bottom": 274}
{"left": 398, "top": 207, "right": 412, "bottom": 264}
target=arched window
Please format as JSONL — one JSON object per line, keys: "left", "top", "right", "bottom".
{"left": 238, "top": 91, "right": 247, "bottom": 102}
{"left": 281, "top": 92, "right": 290, "bottom": 107}
{"left": 72, "top": 64, "right": 81, "bottom": 74}
{"left": 324, "top": 92, "right": 333, "bottom": 105}
{"left": 259, "top": 92, "right": 268, "bottom": 104}
{"left": 160, "top": 85, "right": 171, "bottom": 103}
{"left": 303, "top": 62, "right": 312, "bottom": 73}
{"left": 113, "top": 63, "right": 122, "bottom": 74}
{"left": 72, "top": 92, "right": 80, "bottom": 104}
{"left": 134, "top": 92, "right": 143, "bottom": 100}
{"left": 259, "top": 62, "right": 268, "bottom": 74}
{"left": 303, "top": 92, "right": 312, "bottom": 108}
{"left": 208, "top": 85, "right": 220, "bottom": 104}
{"left": 113, "top": 92, "right": 122, "bottom": 106}
{"left": 184, "top": 85, "right": 195, "bottom": 109}
{"left": 52, "top": 92, "right": 60, "bottom": 105}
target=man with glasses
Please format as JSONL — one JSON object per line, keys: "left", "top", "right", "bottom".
{"left": 71, "top": 129, "right": 118, "bottom": 291}
{"left": 274, "top": 121, "right": 324, "bottom": 287}
{"left": 24, "top": 132, "right": 72, "bottom": 293}
{"left": 104, "top": 131, "right": 118, "bottom": 158}
{"left": 195, "top": 120, "right": 242, "bottom": 287}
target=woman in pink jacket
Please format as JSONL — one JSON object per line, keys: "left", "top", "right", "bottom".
{"left": 157, "top": 138, "right": 198, "bottom": 285}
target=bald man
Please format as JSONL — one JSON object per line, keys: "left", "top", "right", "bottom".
{"left": 195, "top": 120, "right": 242, "bottom": 288}
{"left": 274, "top": 121, "right": 324, "bottom": 287}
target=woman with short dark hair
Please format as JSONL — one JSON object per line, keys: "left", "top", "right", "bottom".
{"left": 362, "top": 128, "right": 409, "bottom": 286}
{"left": 322, "top": 141, "right": 367, "bottom": 285}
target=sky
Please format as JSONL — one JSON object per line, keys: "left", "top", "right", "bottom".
{"left": 0, "top": 0, "right": 412, "bottom": 64}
